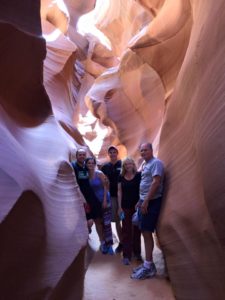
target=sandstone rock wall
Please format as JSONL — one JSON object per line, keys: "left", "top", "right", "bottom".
{"left": 158, "top": 1, "right": 225, "bottom": 299}
{"left": 1, "top": 0, "right": 225, "bottom": 299}
{"left": 0, "top": 0, "right": 91, "bottom": 298}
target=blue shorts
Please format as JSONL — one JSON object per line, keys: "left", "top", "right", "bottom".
{"left": 139, "top": 197, "right": 162, "bottom": 232}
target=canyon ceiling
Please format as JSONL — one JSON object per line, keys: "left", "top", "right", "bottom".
{"left": 0, "top": 0, "right": 225, "bottom": 299}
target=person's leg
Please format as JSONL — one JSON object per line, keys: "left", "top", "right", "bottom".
{"left": 94, "top": 218, "right": 104, "bottom": 243}
{"left": 142, "top": 231, "right": 154, "bottom": 262}
{"left": 122, "top": 208, "right": 133, "bottom": 261}
{"left": 131, "top": 201, "right": 159, "bottom": 279}
{"left": 132, "top": 224, "right": 141, "bottom": 259}
{"left": 131, "top": 230, "right": 156, "bottom": 279}
{"left": 138, "top": 199, "right": 160, "bottom": 262}
{"left": 111, "top": 196, "right": 123, "bottom": 250}
{"left": 102, "top": 208, "right": 113, "bottom": 246}
{"left": 115, "top": 219, "right": 122, "bottom": 243}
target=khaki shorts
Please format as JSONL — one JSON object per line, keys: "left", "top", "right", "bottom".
{"left": 110, "top": 196, "right": 120, "bottom": 222}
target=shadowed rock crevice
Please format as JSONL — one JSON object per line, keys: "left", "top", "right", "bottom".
{"left": 0, "top": 190, "right": 46, "bottom": 299}
{"left": 50, "top": 247, "right": 86, "bottom": 300}
{"left": 0, "top": 23, "right": 52, "bottom": 127}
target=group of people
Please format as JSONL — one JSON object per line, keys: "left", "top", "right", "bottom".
{"left": 71, "top": 143, "right": 164, "bottom": 280}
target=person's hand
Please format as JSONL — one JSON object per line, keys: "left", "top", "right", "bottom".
{"left": 104, "top": 176, "right": 109, "bottom": 188}
{"left": 118, "top": 207, "right": 122, "bottom": 217}
{"left": 141, "top": 200, "right": 149, "bottom": 215}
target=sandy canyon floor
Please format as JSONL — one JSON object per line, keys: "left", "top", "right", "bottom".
{"left": 83, "top": 225, "right": 175, "bottom": 300}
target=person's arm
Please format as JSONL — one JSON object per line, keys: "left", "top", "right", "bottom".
{"left": 141, "top": 175, "right": 161, "bottom": 214}
{"left": 117, "top": 182, "right": 123, "bottom": 216}
{"left": 101, "top": 164, "right": 107, "bottom": 175}
{"left": 99, "top": 171, "right": 109, "bottom": 209}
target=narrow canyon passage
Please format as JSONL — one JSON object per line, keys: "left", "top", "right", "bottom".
{"left": 83, "top": 226, "right": 175, "bottom": 300}
{"left": 1, "top": 1, "right": 225, "bottom": 298}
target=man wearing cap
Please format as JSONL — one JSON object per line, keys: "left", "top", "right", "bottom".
{"left": 101, "top": 146, "right": 123, "bottom": 253}
{"left": 131, "top": 142, "right": 164, "bottom": 280}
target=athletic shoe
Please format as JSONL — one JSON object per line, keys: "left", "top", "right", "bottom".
{"left": 132, "top": 263, "right": 144, "bottom": 273}
{"left": 115, "top": 243, "right": 123, "bottom": 253}
{"left": 107, "top": 245, "right": 114, "bottom": 255}
{"left": 100, "top": 243, "right": 108, "bottom": 254}
{"left": 131, "top": 264, "right": 157, "bottom": 280}
{"left": 122, "top": 257, "right": 130, "bottom": 265}
{"left": 133, "top": 262, "right": 156, "bottom": 273}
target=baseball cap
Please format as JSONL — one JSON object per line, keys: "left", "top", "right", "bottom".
{"left": 108, "top": 145, "right": 118, "bottom": 152}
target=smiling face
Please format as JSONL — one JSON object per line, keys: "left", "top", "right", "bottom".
{"left": 124, "top": 161, "right": 135, "bottom": 173}
{"left": 76, "top": 149, "right": 86, "bottom": 165}
{"left": 121, "top": 157, "right": 137, "bottom": 176}
{"left": 108, "top": 149, "right": 118, "bottom": 163}
{"left": 140, "top": 143, "right": 153, "bottom": 162}
{"left": 86, "top": 158, "right": 96, "bottom": 171}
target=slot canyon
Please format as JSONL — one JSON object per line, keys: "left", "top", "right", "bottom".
{"left": 0, "top": 0, "right": 225, "bottom": 299}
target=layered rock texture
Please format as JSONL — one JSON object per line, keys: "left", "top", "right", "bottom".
{"left": 158, "top": 1, "right": 225, "bottom": 299}
{"left": 0, "top": 0, "right": 91, "bottom": 299}
{"left": 0, "top": 0, "right": 225, "bottom": 299}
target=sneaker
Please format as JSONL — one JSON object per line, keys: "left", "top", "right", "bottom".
{"left": 122, "top": 257, "right": 130, "bottom": 265}
{"left": 107, "top": 245, "right": 114, "bottom": 255}
{"left": 100, "top": 243, "right": 108, "bottom": 254}
{"left": 149, "top": 262, "right": 157, "bottom": 275}
{"left": 131, "top": 264, "right": 157, "bottom": 280}
{"left": 132, "top": 263, "right": 144, "bottom": 273}
{"left": 132, "top": 262, "right": 156, "bottom": 273}
{"left": 115, "top": 243, "right": 123, "bottom": 253}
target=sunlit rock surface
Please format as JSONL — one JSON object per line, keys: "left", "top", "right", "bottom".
{"left": 1, "top": 0, "right": 225, "bottom": 299}
{"left": 83, "top": 0, "right": 192, "bottom": 159}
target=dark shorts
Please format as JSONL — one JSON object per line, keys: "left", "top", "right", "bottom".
{"left": 139, "top": 197, "right": 162, "bottom": 232}
{"left": 86, "top": 197, "right": 103, "bottom": 220}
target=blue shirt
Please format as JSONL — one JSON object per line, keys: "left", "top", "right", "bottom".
{"left": 89, "top": 170, "right": 110, "bottom": 205}
{"left": 140, "top": 157, "right": 164, "bottom": 201}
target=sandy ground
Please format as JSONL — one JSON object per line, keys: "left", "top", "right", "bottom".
{"left": 83, "top": 225, "right": 175, "bottom": 300}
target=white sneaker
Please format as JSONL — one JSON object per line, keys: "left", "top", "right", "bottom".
{"left": 131, "top": 263, "right": 157, "bottom": 280}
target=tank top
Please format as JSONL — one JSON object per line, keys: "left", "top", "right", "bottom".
{"left": 89, "top": 171, "right": 110, "bottom": 205}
